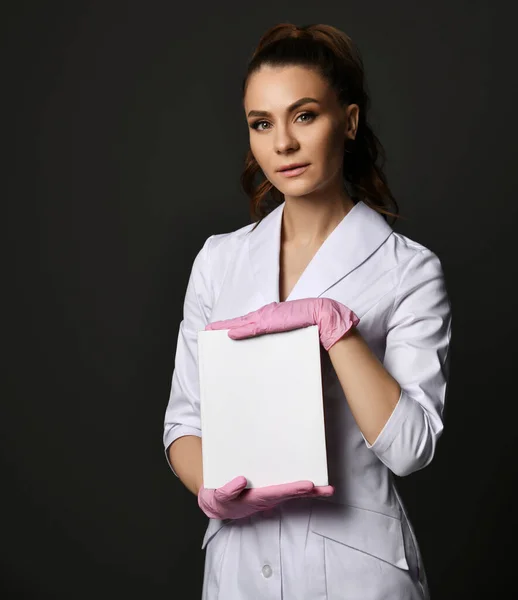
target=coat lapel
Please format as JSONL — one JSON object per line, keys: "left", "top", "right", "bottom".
{"left": 246, "top": 200, "right": 394, "bottom": 304}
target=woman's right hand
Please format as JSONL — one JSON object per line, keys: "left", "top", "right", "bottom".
{"left": 198, "top": 476, "right": 334, "bottom": 520}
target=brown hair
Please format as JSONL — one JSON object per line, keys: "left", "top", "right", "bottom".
{"left": 240, "top": 23, "right": 400, "bottom": 227}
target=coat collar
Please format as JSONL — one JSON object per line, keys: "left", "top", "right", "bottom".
{"left": 247, "top": 200, "right": 394, "bottom": 304}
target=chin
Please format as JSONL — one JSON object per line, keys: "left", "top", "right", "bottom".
{"left": 276, "top": 177, "right": 315, "bottom": 191}
{"left": 281, "top": 181, "right": 321, "bottom": 197}
{"left": 278, "top": 187, "right": 311, "bottom": 198}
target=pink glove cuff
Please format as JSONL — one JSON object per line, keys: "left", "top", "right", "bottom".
{"left": 317, "top": 298, "right": 360, "bottom": 351}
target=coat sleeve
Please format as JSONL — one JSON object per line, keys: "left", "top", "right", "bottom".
{"left": 163, "top": 235, "right": 214, "bottom": 476}
{"left": 364, "top": 248, "right": 453, "bottom": 477}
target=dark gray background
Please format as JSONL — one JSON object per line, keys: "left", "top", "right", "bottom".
{"left": 3, "top": 1, "right": 516, "bottom": 598}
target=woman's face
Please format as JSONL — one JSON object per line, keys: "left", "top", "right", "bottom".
{"left": 243, "top": 65, "right": 358, "bottom": 200}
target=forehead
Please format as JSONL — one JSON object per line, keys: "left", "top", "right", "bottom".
{"left": 244, "top": 65, "right": 331, "bottom": 110}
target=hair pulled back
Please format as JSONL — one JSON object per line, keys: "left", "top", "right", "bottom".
{"left": 241, "top": 23, "right": 399, "bottom": 225}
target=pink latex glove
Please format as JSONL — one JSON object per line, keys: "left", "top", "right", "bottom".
{"left": 198, "top": 476, "right": 334, "bottom": 520}
{"left": 205, "top": 298, "right": 360, "bottom": 351}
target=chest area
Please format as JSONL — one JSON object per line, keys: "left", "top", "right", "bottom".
{"left": 279, "top": 242, "right": 319, "bottom": 303}
{"left": 209, "top": 242, "right": 400, "bottom": 361}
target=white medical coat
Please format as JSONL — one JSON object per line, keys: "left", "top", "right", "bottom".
{"left": 163, "top": 200, "right": 452, "bottom": 600}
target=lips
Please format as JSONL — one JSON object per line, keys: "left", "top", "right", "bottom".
{"left": 277, "top": 162, "right": 310, "bottom": 172}
{"left": 277, "top": 164, "right": 310, "bottom": 178}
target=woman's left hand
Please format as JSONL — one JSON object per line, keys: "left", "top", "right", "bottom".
{"left": 205, "top": 298, "right": 360, "bottom": 351}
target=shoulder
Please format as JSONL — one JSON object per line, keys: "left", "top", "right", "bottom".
{"left": 388, "top": 231, "right": 445, "bottom": 276}
{"left": 367, "top": 230, "right": 448, "bottom": 313}
{"left": 391, "top": 230, "right": 436, "bottom": 258}
{"left": 206, "top": 220, "right": 254, "bottom": 266}
{"left": 385, "top": 232, "right": 450, "bottom": 318}
{"left": 207, "top": 220, "right": 254, "bottom": 256}
{"left": 191, "top": 220, "right": 254, "bottom": 295}
{"left": 194, "top": 220, "right": 253, "bottom": 264}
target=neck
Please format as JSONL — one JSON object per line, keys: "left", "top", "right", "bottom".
{"left": 282, "top": 186, "right": 355, "bottom": 247}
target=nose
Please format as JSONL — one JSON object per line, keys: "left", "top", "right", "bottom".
{"left": 274, "top": 124, "right": 299, "bottom": 154}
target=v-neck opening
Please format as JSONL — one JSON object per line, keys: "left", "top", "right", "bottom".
{"left": 277, "top": 202, "right": 358, "bottom": 303}
{"left": 247, "top": 199, "right": 394, "bottom": 307}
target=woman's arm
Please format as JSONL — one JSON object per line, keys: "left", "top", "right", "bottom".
{"left": 168, "top": 435, "right": 203, "bottom": 496}
{"left": 163, "top": 235, "right": 214, "bottom": 490}
{"left": 330, "top": 249, "right": 452, "bottom": 477}
{"left": 328, "top": 328, "right": 401, "bottom": 444}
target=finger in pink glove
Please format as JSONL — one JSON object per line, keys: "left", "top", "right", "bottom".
{"left": 198, "top": 476, "right": 335, "bottom": 520}
{"left": 206, "top": 298, "right": 359, "bottom": 351}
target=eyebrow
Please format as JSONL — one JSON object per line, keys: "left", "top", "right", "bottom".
{"left": 247, "top": 97, "right": 320, "bottom": 118}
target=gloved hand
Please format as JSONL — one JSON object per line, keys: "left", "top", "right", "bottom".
{"left": 198, "top": 476, "right": 334, "bottom": 520}
{"left": 205, "top": 298, "right": 360, "bottom": 351}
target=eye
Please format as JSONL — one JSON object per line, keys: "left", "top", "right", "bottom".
{"left": 250, "top": 119, "right": 270, "bottom": 131}
{"left": 249, "top": 111, "right": 317, "bottom": 131}
{"left": 296, "top": 111, "right": 316, "bottom": 123}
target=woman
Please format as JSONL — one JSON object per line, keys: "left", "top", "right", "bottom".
{"left": 163, "top": 23, "right": 452, "bottom": 600}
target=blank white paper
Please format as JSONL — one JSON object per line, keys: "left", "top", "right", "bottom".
{"left": 197, "top": 325, "right": 328, "bottom": 489}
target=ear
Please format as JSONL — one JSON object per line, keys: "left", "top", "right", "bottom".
{"left": 344, "top": 104, "right": 359, "bottom": 140}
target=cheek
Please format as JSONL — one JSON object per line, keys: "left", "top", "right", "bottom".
{"left": 324, "top": 129, "right": 346, "bottom": 170}
{"left": 324, "top": 123, "right": 345, "bottom": 151}
{"left": 309, "top": 128, "right": 344, "bottom": 169}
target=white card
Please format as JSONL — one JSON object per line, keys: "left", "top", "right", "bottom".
{"left": 197, "top": 325, "right": 328, "bottom": 489}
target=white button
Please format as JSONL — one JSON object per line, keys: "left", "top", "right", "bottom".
{"left": 262, "top": 564, "right": 273, "bottom": 578}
